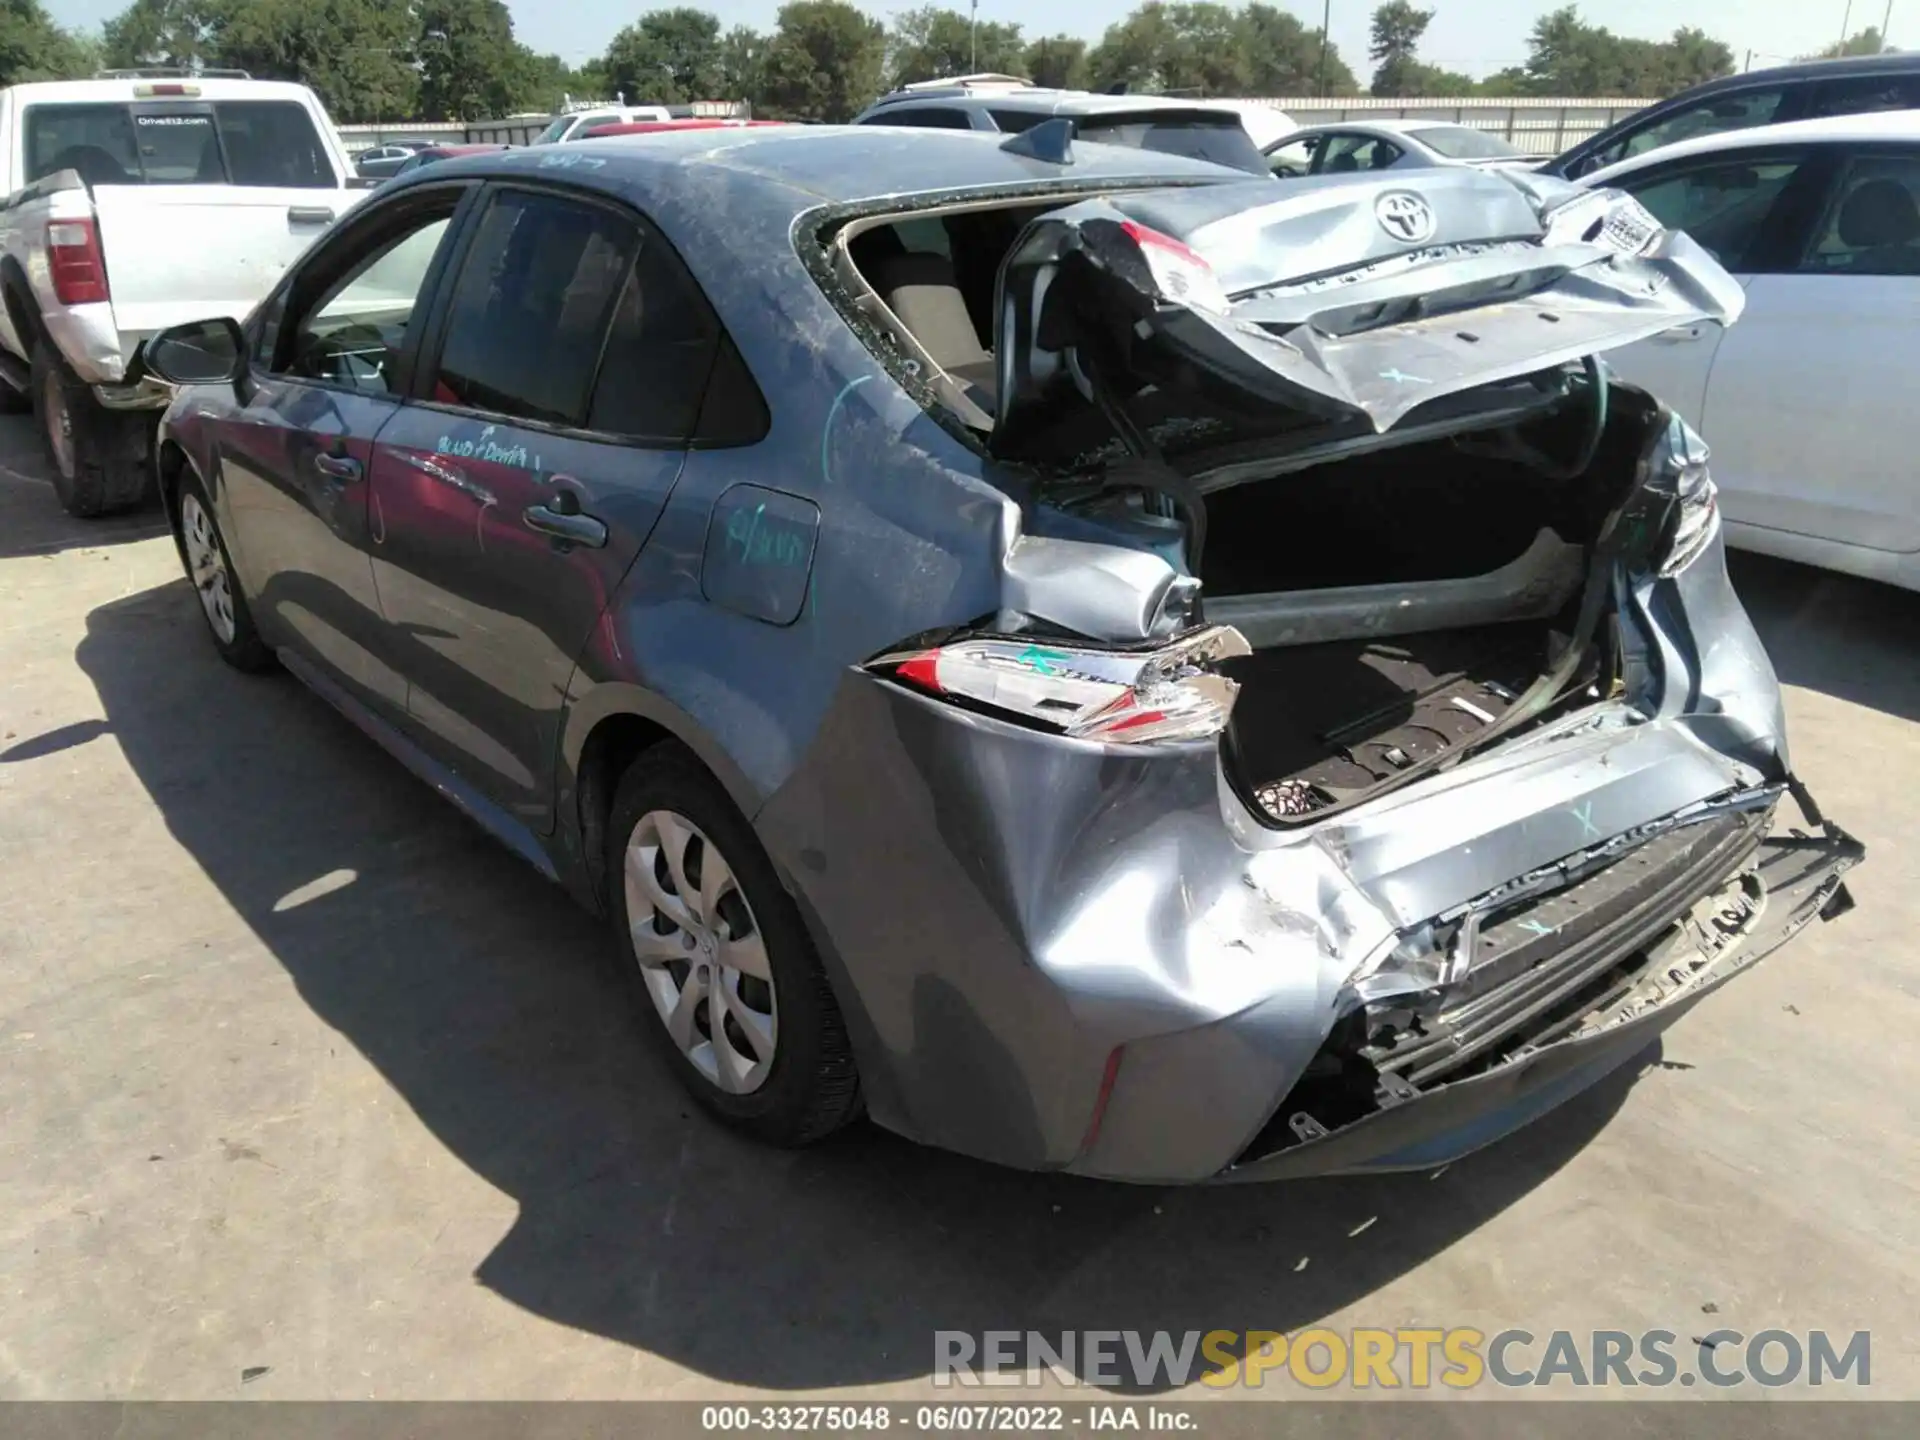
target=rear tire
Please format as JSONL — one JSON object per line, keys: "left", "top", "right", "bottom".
{"left": 605, "top": 743, "right": 862, "bottom": 1146}
{"left": 176, "top": 465, "right": 273, "bottom": 673}
{"left": 31, "top": 338, "right": 153, "bottom": 518}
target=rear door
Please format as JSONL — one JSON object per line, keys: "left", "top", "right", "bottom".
{"left": 1698, "top": 143, "right": 1920, "bottom": 554}
{"left": 1599, "top": 145, "right": 1824, "bottom": 427}
{"left": 367, "top": 183, "right": 721, "bottom": 830}
{"left": 212, "top": 182, "right": 473, "bottom": 719}
{"left": 24, "top": 96, "right": 350, "bottom": 336}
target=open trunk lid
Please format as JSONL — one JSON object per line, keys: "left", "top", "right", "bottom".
{"left": 990, "top": 166, "right": 1744, "bottom": 467}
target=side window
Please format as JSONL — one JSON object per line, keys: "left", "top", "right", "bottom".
{"left": 1799, "top": 152, "right": 1920, "bottom": 277}
{"left": 1595, "top": 89, "right": 1787, "bottom": 170}
{"left": 1806, "top": 74, "right": 1920, "bottom": 119}
{"left": 873, "top": 107, "right": 974, "bottom": 129}
{"left": 569, "top": 115, "right": 618, "bottom": 140}
{"left": 1617, "top": 155, "right": 1805, "bottom": 270}
{"left": 1319, "top": 134, "right": 1394, "bottom": 173}
{"left": 277, "top": 205, "right": 456, "bottom": 392}
{"left": 585, "top": 226, "right": 724, "bottom": 441}
{"left": 1268, "top": 135, "right": 1319, "bottom": 176}
{"left": 429, "top": 189, "right": 636, "bottom": 427}
{"left": 988, "top": 109, "right": 1045, "bottom": 134}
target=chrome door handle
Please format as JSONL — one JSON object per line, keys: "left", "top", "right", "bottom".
{"left": 288, "top": 206, "right": 335, "bottom": 226}
{"left": 524, "top": 503, "right": 607, "bottom": 548}
{"left": 313, "top": 452, "right": 361, "bottom": 481}
{"left": 1652, "top": 324, "right": 1707, "bottom": 344}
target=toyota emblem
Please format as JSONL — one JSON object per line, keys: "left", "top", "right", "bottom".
{"left": 1375, "top": 191, "right": 1436, "bottom": 244}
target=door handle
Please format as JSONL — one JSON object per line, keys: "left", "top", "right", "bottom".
{"left": 288, "top": 206, "right": 336, "bottom": 226}
{"left": 313, "top": 451, "right": 362, "bottom": 481}
{"left": 1652, "top": 324, "right": 1707, "bottom": 344}
{"left": 524, "top": 502, "right": 607, "bottom": 549}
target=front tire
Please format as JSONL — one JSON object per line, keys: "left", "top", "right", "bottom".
{"left": 176, "top": 467, "right": 273, "bottom": 672}
{"left": 606, "top": 744, "right": 861, "bottom": 1146}
{"left": 31, "top": 339, "right": 153, "bottom": 518}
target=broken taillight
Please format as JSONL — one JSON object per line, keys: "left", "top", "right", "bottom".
{"left": 868, "top": 625, "right": 1250, "bottom": 744}
{"left": 47, "top": 219, "right": 108, "bottom": 305}
{"left": 1119, "top": 219, "right": 1231, "bottom": 316}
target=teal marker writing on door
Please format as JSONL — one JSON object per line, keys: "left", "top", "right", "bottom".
{"left": 727, "top": 502, "right": 808, "bottom": 568}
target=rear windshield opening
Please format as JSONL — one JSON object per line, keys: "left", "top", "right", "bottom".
{"left": 1415, "top": 125, "right": 1524, "bottom": 161}
{"left": 1073, "top": 112, "right": 1270, "bottom": 176}
{"left": 24, "top": 101, "right": 336, "bottom": 188}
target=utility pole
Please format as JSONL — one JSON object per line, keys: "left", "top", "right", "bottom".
{"left": 1317, "top": 0, "right": 1332, "bottom": 96}
{"left": 971, "top": 0, "right": 978, "bottom": 72}
{"left": 1743, "top": 48, "right": 1753, "bottom": 71}
{"left": 1882, "top": 0, "right": 1895, "bottom": 48}
{"left": 1839, "top": 0, "right": 1854, "bottom": 49}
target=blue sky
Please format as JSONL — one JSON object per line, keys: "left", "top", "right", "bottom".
{"left": 50, "top": 0, "right": 1885, "bottom": 82}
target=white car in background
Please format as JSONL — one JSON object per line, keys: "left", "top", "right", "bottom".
{"left": 1265, "top": 118, "right": 1535, "bottom": 177}
{"left": 1585, "top": 110, "right": 1920, "bottom": 591}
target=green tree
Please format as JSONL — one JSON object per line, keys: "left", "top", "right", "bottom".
{"left": 1523, "top": 7, "right": 1733, "bottom": 98}
{"left": 603, "top": 7, "right": 725, "bottom": 106}
{"left": 718, "top": 24, "right": 766, "bottom": 103}
{"left": 2, "top": 0, "right": 98, "bottom": 82}
{"left": 887, "top": 6, "right": 1026, "bottom": 89}
{"left": 757, "top": 0, "right": 886, "bottom": 121}
{"left": 1814, "top": 27, "right": 1890, "bottom": 59}
{"left": 1239, "top": 3, "right": 1356, "bottom": 94}
{"left": 416, "top": 0, "right": 529, "bottom": 120}
{"left": 1368, "top": 0, "right": 1432, "bottom": 96}
{"left": 1087, "top": 2, "right": 1179, "bottom": 92}
{"left": 217, "top": 0, "right": 418, "bottom": 122}
{"left": 1024, "top": 34, "right": 1087, "bottom": 89}
{"left": 101, "top": 0, "right": 231, "bottom": 72}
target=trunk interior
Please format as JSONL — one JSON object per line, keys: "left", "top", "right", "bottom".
{"left": 1201, "top": 421, "right": 1635, "bottom": 823}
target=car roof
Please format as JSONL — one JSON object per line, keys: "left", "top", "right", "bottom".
{"left": 1672, "top": 48, "right": 1920, "bottom": 97}
{"left": 2, "top": 76, "right": 320, "bottom": 104}
{"left": 583, "top": 119, "right": 789, "bottom": 137}
{"left": 414, "top": 123, "right": 1243, "bottom": 209}
{"left": 1583, "top": 107, "right": 1920, "bottom": 183}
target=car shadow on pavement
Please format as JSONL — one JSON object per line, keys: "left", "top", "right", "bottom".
{"left": 77, "top": 577, "right": 1643, "bottom": 1394}
{"left": 1728, "top": 551, "right": 1920, "bottom": 724}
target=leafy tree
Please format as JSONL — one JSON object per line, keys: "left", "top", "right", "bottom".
{"left": 1239, "top": 3, "right": 1356, "bottom": 94}
{"left": 718, "top": 25, "right": 767, "bottom": 104}
{"left": 216, "top": 0, "right": 418, "bottom": 123}
{"left": 603, "top": 6, "right": 725, "bottom": 106}
{"left": 101, "top": 0, "right": 230, "bottom": 71}
{"left": 758, "top": 0, "right": 886, "bottom": 121}
{"left": 1087, "top": 2, "right": 1179, "bottom": 92}
{"left": 887, "top": 6, "right": 1025, "bottom": 88}
{"left": 0, "top": 0, "right": 92, "bottom": 83}
{"left": 1368, "top": 1, "right": 1432, "bottom": 96}
{"left": 416, "top": 0, "right": 528, "bottom": 120}
{"left": 1024, "top": 34, "right": 1087, "bottom": 89}
{"left": 1523, "top": 7, "right": 1733, "bottom": 98}
{"left": 1812, "top": 27, "right": 1888, "bottom": 59}
{"left": 517, "top": 50, "right": 589, "bottom": 113}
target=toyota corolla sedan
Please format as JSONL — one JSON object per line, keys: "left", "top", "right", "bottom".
{"left": 137, "top": 126, "right": 1862, "bottom": 1183}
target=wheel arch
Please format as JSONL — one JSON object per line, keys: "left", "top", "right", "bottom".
{"left": 562, "top": 683, "right": 767, "bottom": 914}
{"left": 0, "top": 257, "right": 41, "bottom": 356}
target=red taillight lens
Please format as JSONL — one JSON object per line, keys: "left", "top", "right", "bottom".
{"left": 869, "top": 625, "right": 1250, "bottom": 745}
{"left": 47, "top": 220, "right": 108, "bottom": 305}
{"left": 1119, "top": 219, "right": 1230, "bottom": 315}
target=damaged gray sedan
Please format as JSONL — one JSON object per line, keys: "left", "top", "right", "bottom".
{"left": 146, "top": 126, "right": 1862, "bottom": 1184}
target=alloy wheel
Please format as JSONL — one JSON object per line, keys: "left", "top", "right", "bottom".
{"left": 180, "top": 492, "right": 238, "bottom": 645}
{"left": 623, "top": 808, "right": 778, "bottom": 1093}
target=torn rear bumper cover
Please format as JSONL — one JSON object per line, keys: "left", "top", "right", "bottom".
{"left": 1220, "top": 810, "right": 1862, "bottom": 1181}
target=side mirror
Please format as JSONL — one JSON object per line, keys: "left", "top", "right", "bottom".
{"left": 143, "top": 317, "right": 246, "bottom": 386}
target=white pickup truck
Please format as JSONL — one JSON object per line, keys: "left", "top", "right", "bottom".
{"left": 0, "top": 72, "right": 367, "bottom": 516}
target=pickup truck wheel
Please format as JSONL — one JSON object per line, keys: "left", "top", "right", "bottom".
{"left": 31, "top": 340, "right": 154, "bottom": 518}
{"left": 176, "top": 469, "right": 272, "bottom": 672}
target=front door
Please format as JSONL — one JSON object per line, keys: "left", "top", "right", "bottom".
{"left": 211, "top": 186, "right": 469, "bottom": 719}
{"left": 369, "top": 184, "right": 724, "bottom": 829}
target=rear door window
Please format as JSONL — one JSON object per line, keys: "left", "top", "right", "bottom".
{"left": 24, "top": 100, "right": 334, "bottom": 187}
{"left": 1588, "top": 88, "right": 1788, "bottom": 172}
{"left": 1798, "top": 150, "right": 1920, "bottom": 276}
{"left": 1806, "top": 72, "right": 1920, "bottom": 119}
{"left": 1316, "top": 132, "right": 1401, "bottom": 173}
{"left": 871, "top": 107, "right": 976, "bottom": 129}
{"left": 428, "top": 189, "right": 638, "bottom": 427}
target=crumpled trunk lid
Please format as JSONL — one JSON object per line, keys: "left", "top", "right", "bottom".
{"left": 990, "top": 167, "right": 1745, "bottom": 464}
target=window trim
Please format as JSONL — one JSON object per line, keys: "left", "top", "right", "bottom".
{"left": 404, "top": 178, "right": 758, "bottom": 451}
{"left": 255, "top": 180, "right": 480, "bottom": 400}
{"left": 1563, "top": 79, "right": 1810, "bottom": 177}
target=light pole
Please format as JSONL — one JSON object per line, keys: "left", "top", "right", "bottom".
{"left": 1882, "top": 0, "right": 1896, "bottom": 48}
{"left": 971, "top": 0, "right": 979, "bottom": 72}
{"left": 1839, "top": 0, "right": 1854, "bottom": 49}
{"left": 1317, "top": 0, "right": 1332, "bottom": 97}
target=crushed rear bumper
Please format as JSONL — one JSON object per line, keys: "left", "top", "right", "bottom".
{"left": 1219, "top": 814, "right": 1862, "bottom": 1181}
